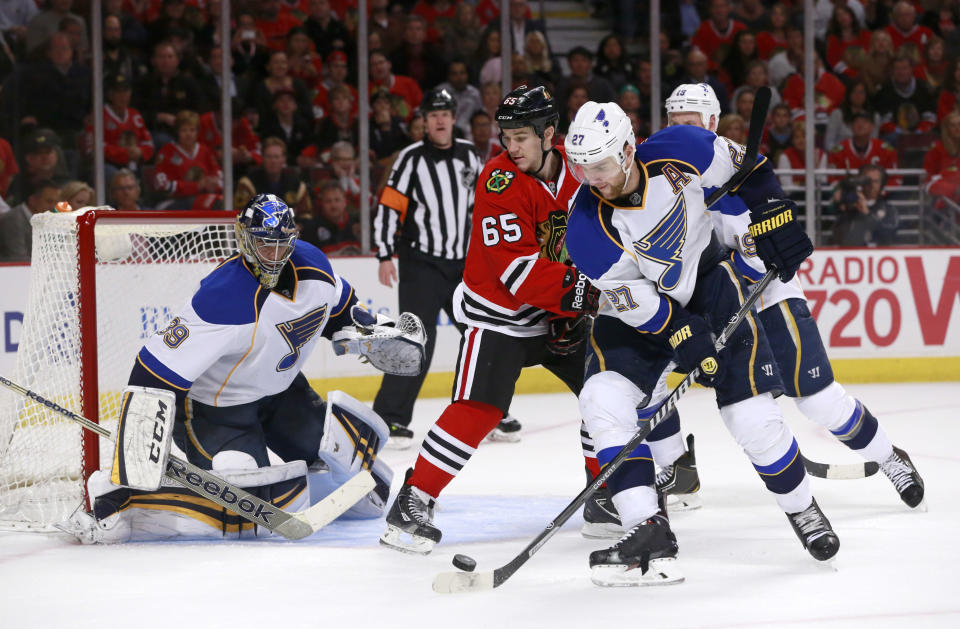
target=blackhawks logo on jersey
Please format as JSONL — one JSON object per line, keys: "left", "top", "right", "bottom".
{"left": 485, "top": 169, "right": 515, "bottom": 194}
{"left": 537, "top": 210, "right": 569, "bottom": 262}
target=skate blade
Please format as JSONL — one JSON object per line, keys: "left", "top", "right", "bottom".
{"left": 913, "top": 499, "right": 929, "bottom": 513}
{"left": 580, "top": 521, "right": 624, "bottom": 540}
{"left": 485, "top": 429, "right": 521, "bottom": 443}
{"left": 665, "top": 492, "right": 701, "bottom": 511}
{"left": 590, "top": 557, "right": 684, "bottom": 587}
{"left": 384, "top": 436, "right": 414, "bottom": 451}
{"left": 379, "top": 525, "right": 436, "bottom": 555}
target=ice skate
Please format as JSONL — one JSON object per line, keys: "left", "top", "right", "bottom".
{"left": 55, "top": 509, "right": 102, "bottom": 545}
{"left": 589, "top": 513, "right": 683, "bottom": 586}
{"left": 656, "top": 434, "right": 701, "bottom": 511}
{"left": 380, "top": 470, "right": 441, "bottom": 555}
{"left": 786, "top": 498, "right": 839, "bottom": 562}
{"left": 879, "top": 446, "right": 925, "bottom": 509}
{"left": 384, "top": 423, "right": 414, "bottom": 450}
{"left": 486, "top": 415, "right": 522, "bottom": 443}
{"left": 581, "top": 484, "right": 624, "bottom": 539}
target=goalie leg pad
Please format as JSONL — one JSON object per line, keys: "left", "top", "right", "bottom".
{"left": 317, "top": 390, "right": 391, "bottom": 479}
{"left": 111, "top": 386, "right": 177, "bottom": 491}
{"left": 79, "top": 459, "right": 310, "bottom": 543}
{"left": 310, "top": 456, "right": 392, "bottom": 519}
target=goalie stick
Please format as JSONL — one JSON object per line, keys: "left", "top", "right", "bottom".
{"left": 0, "top": 375, "right": 374, "bottom": 539}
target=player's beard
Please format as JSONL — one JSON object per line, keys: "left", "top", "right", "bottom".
{"left": 596, "top": 170, "right": 628, "bottom": 200}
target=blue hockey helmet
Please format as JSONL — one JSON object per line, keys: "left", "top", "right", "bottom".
{"left": 237, "top": 193, "right": 298, "bottom": 288}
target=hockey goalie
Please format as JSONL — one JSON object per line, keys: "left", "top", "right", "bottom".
{"left": 60, "top": 194, "right": 427, "bottom": 543}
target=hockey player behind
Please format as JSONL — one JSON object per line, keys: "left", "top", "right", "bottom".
{"left": 379, "top": 85, "right": 603, "bottom": 555}
{"left": 564, "top": 101, "right": 838, "bottom": 586}
{"left": 657, "top": 83, "right": 924, "bottom": 509}
{"left": 60, "top": 194, "right": 427, "bottom": 543}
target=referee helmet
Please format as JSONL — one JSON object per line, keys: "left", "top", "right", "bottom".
{"left": 421, "top": 87, "right": 458, "bottom": 113}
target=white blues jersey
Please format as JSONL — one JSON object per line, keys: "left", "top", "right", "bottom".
{"left": 132, "top": 241, "right": 354, "bottom": 407}
{"left": 708, "top": 193, "right": 807, "bottom": 310}
{"left": 567, "top": 125, "right": 758, "bottom": 332}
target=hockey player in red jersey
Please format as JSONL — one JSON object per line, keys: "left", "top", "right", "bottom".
{"left": 380, "top": 85, "right": 602, "bottom": 554}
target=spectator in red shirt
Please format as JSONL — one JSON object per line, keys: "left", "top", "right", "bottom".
{"left": 313, "top": 50, "right": 358, "bottom": 121}
{"left": 390, "top": 14, "right": 446, "bottom": 89}
{"left": 756, "top": 2, "right": 789, "bottom": 59}
{"left": 85, "top": 73, "right": 155, "bottom": 184}
{"left": 691, "top": 0, "right": 747, "bottom": 68}
{"left": 256, "top": 0, "right": 303, "bottom": 51}
{"left": 469, "top": 109, "right": 502, "bottom": 163}
{"left": 828, "top": 112, "right": 898, "bottom": 178}
{"left": 198, "top": 106, "right": 263, "bottom": 174}
{"left": 285, "top": 27, "right": 323, "bottom": 91}
{"left": 825, "top": 79, "right": 880, "bottom": 150}
{"left": 760, "top": 102, "right": 794, "bottom": 163}
{"left": 826, "top": 4, "right": 872, "bottom": 78}
{"left": 778, "top": 121, "right": 827, "bottom": 188}
{"left": 153, "top": 110, "right": 223, "bottom": 210}
{"left": 937, "top": 58, "right": 960, "bottom": 122}
{"left": 298, "top": 180, "right": 362, "bottom": 256}
{"left": 411, "top": 0, "right": 456, "bottom": 44}
{"left": 0, "top": 137, "right": 18, "bottom": 198}
{"left": 369, "top": 51, "right": 423, "bottom": 122}
{"left": 885, "top": 1, "right": 934, "bottom": 58}
{"left": 782, "top": 56, "right": 847, "bottom": 121}
{"left": 924, "top": 110, "right": 960, "bottom": 200}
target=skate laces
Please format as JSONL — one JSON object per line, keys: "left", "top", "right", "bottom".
{"left": 400, "top": 486, "right": 434, "bottom": 524}
{"left": 881, "top": 453, "right": 916, "bottom": 492}
{"left": 791, "top": 503, "right": 827, "bottom": 536}
{"left": 655, "top": 465, "right": 674, "bottom": 488}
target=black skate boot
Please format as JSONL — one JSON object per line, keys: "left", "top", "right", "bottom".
{"left": 486, "top": 415, "right": 522, "bottom": 443}
{"left": 380, "top": 469, "right": 441, "bottom": 555}
{"left": 581, "top": 483, "right": 624, "bottom": 539}
{"left": 786, "top": 498, "right": 840, "bottom": 562}
{"left": 656, "top": 434, "right": 701, "bottom": 511}
{"left": 384, "top": 422, "right": 414, "bottom": 451}
{"left": 879, "top": 446, "right": 925, "bottom": 508}
{"left": 589, "top": 513, "right": 683, "bottom": 586}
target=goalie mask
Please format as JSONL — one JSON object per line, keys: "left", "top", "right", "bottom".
{"left": 237, "top": 193, "right": 298, "bottom": 289}
{"left": 564, "top": 101, "right": 636, "bottom": 195}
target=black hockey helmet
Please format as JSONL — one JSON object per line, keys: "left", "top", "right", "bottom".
{"left": 495, "top": 85, "right": 559, "bottom": 139}
{"left": 420, "top": 87, "right": 458, "bottom": 113}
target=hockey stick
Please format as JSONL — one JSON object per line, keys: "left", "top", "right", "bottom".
{"left": 433, "top": 85, "right": 779, "bottom": 594}
{"left": 433, "top": 270, "right": 780, "bottom": 593}
{"left": 802, "top": 455, "right": 879, "bottom": 480}
{"left": 0, "top": 374, "right": 374, "bottom": 539}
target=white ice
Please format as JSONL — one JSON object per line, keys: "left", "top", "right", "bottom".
{"left": 1, "top": 381, "right": 958, "bottom": 629}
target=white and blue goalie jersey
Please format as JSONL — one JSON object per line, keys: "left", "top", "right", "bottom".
{"left": 130, "top": 241, "right": 355, "bottom": 406}
{"left": 566, "top": 125, "right": 776, "bottom": 333}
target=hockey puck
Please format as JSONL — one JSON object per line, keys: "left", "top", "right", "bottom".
{"left": 452, "top": 554, "right": 476, "bottom": 572}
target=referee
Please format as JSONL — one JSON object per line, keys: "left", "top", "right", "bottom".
{"left": 373, "top": 88, "right": 482, "bottom": 448}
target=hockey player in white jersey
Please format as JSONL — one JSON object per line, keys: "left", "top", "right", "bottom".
{"left": 60, "top": 194, "right": 427, "bottom": 543}
{"left": 651, "top": 83, "right": 924, "bottom": 510}
{"left": 564, "top": 101, "right": 837, "bottom": 586}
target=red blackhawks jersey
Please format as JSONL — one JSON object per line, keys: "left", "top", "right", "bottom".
{"left": 198, "top": 112, "right": 263, "bottom": 167}
{"left": 154, "top": 142, "right": 222, "bottom": 197}
{"left": 452, "top": 146, "right": 583, "bottom": 337}
{"left": 828, "top": 137, "right": 898, "bottom": 171}
{"left": 84, "top": 105, "right": 155, "bottom": 166}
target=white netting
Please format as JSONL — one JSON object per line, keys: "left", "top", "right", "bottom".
{"left": 0, "top": 209, "right": 236, "bottom": 530}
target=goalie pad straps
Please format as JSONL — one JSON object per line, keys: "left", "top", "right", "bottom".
{"left": 111, "top": 386, "right": 177, "bottom": 491}
{"left": 317, "top": 391, "right": 391, "bottom": 478}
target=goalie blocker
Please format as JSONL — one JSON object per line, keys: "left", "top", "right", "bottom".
{"left": 111, "top": 386, "right": 176, "bottom": 491}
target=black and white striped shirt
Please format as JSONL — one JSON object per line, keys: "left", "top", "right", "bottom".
{"left": 374, "top": 139, "right": 482, "bottom": 261}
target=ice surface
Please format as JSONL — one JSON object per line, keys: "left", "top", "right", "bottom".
{"left": 1, "top": 382, "right": 958, "bottom": 629}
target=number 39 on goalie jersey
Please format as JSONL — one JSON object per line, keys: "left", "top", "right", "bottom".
{"left": 566, "top": 124, "right": 781, "bottom": 332}
{"left": 131, "top": 241, "right": 356, "bottom": 407}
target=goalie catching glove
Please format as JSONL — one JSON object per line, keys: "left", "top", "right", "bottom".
{"left": 748, "top": 199, "right": 813, "bottom": 282}
{"left": 332, "top": 305, "right": 427, "bottom": 376}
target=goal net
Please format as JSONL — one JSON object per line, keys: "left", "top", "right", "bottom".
{"left": 0, "top": 209, "right": 236, "bottom": 530}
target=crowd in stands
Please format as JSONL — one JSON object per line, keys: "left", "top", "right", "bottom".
{"left": 3, "top": 0, "right": 960, "bottom": 262}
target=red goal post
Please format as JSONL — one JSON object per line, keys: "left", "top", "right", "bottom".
{"left": 0, "top": 209, "right": 236, "bottom": 530}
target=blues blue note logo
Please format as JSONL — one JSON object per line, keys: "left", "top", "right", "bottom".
{"left": 594, "top": 109, "right": 610, "bottom": 127}
{"left": 633, "top": 194, "right": 687, "bottom": 291}
{"left": 275, "top": 306, "right": 327, "bottom": 371}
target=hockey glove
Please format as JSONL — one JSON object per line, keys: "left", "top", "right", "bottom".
{"left": 665, "top": 311, "right": 724, "bottom": 388}
{"left": 748, "top": 199, "right": 814, "bottom": 282}
{"left": 546, "top": 315, "right": 590, "bottom": 356}
{"left": 559, "top": 268, "right": 601, "bottom": 315}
